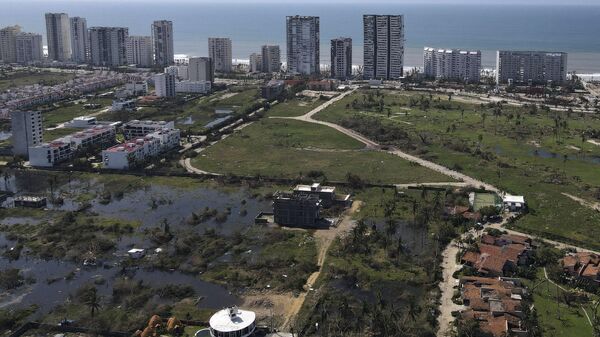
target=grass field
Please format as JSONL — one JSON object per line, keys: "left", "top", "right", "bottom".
{"left": 0, "top": 70, "right": 76, "bottom": 92}
{"left": 525, "top": 270, "right": 595, "bottom": 337}
{"left": 42, "top": 97, "right": 113, "bottom": 127}
{"left": 98, "top": 88, "right": 260, "bottom": 134}
{"left": 266, "top": 97, "right": 320, "bottom": 117}
{"left": 192, "top": 118, "right": 452, "bottom": 183}
{"left": 314, "top": 89, "right": 600, "bottom": 250}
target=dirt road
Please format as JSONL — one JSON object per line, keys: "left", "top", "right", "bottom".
{"left": 436, "top": 238, "right": 465, "bottom": 337}
{"left": 279, "top": 201, "right": 361, "bottom": 330}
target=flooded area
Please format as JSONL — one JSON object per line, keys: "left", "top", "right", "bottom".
{"left": 368, "top": 218, "right": 430, "bottom": 255}
{"left": 0, "top": 170, "right": 274, "bottom": 318}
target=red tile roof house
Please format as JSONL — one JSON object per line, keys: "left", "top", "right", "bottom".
{"left": 459, "top": 276, "right": 528, "bottom": 337}
{"left": 461, "top": 235, "right": 532, "bottom": 277}
{"left": 561, "top": 252, "right": 600, "bottom": 287}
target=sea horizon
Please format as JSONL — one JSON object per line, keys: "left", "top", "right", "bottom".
{"left": 2, "top": 2, "right": 600, "bottom": 72}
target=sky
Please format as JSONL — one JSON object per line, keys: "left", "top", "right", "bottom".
{"left": 3, "top": 0, "right": 600, "bottom": 4}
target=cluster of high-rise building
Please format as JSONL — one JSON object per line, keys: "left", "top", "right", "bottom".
{"left": 0, "top": 13, "right": 174, "bottom": 68}
{"left": 423, "top": 47, "right": 568, "bottom": 85}
{"left": 1, "top": 11, "right": 572, "bottom": 86}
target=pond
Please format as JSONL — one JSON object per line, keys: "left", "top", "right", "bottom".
{"left": 531, "top": 148, "right": 600, "bottom": 165}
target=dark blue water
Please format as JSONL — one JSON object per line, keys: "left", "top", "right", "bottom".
{"left": 2, "top": 2, "right": 600, "bottom": 71}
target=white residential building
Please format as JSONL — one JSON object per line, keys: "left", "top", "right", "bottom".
{"left": 249, "top": 53, "right": 262, "bottom": 73}
{"left": 154, "top": 73, "right": 176, "bottom": 98}
{"left": 45, "top": 13, "right": 71, "bottom": 62}
{"left": 102, "top": 128, "right": 180, "bottom": 169}
{"left": 126, "top": 35, "right": 153, "bottom": 67}
{"left": 363, "top": 15, "right": 405, "bottom": 80}
{"left": 0, "top": 25, "right": 21, "bottom": 63}
{"left": 423, "top": 47, "right": 481, "bottom": 83}
{"left": 124, "top": 81, "right": 148, "bottom": 96}
{"left": 176, "top": 65, "right": 189, "bottom": 80}
{"left": 122, "top": 120, "right": 175, "bottom": 140}
{"left": 286, "top": 16, "right": 319, "bottom": 75}
{"left": 496, "top": 50, "right": 568, "bottom": 85}
{"left": 15, "top": 33, "right": 43, "bottom": 64}
{"left": 175, "top": 80, "right": 211, "bottom": 94}
{"left": 70, "top": 17, "right": 88, "bottom": 63}
{"left": 261, "top": 45, "right": 281, "bottom": 73}
{"left": 89, "top": 27, "right": 128, "bottom": 67}
{"left": 188, "top": 57, "right": 213, "bottom": 82}
{"left": 209, "top": 37, "right": 232, "bottom": 73}
{"left": 10, "top": 110, "right": 43, "bottom": 157}
{"left": 151, "top": 20, "right": 174, "bottom": 66}
{"left": 331, "top": 37, "right": 352, "bottom": 80}
{"left": 28, "top": 124, "right": 116, "bottom": 167}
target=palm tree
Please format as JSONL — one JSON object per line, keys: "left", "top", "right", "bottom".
{"left": 82, "top": 286, "right": 102, "bottom": 318}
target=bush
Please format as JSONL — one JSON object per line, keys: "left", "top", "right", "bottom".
{"left": 0, "top": 268, "right": 24, "bottom": 290}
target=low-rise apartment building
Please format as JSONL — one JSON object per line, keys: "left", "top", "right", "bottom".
{"left": 175, "top": 80, "right": 211, "bottom": 94}
{"left": 123, "top": 120, "right": 175, "bottom": 140}
{"left": 102, "top": 128, "right": 180, "bottom": 169}
{"left": 273, "top": 192, "right": 321, "bottom": 228}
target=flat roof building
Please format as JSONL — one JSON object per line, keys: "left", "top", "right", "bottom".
{"left": 70, "top": 17, "right": 88, "bottom": 63}
{"left": 496, "top": 50, "right": 568, "bottom": 85}
{"left": 286, "top": 16, "right": 320, "bottom": 75}
{"left": 126, "top": 35, "right": 153, "bottom": 67}
{"left": 273, "top": 191, "right": 321, "bottom": 227}
{"left": 10, "top": 110, "right": 43, "bottom": 157}
{"left": 89, "top": 27, "right": 128, "bottom": 67}
{"left": 331, "top": 37, "right": 352, "bottom": 80}
{"left": 208, "top": 307, "right": 256, "bottom": 337}
{"left": 423, "top": 47, "right": 481, "bottom": 83}
{"left": 154, "top": 72, "right": 176, "bottom": 98}
{"left": 363, "top": 15, "right": 405, "bottom": 80}
{"left": 189, "top": 57, "right": 213, "bottom": 83}
{"left": 261, "top": 45, "right": 281, "bottom": 73}
{"left": 152, "top": 20, "right": 174, "bottom": 66}
{"left": 123, "top": 119, "right": 175, "bottom": 140}
{"left": 208, "top": 37, "right": 232, "bottom": 73}
{"left": 102, "top": 128, "right": 180, "bottom": 169}
{"left": 15, "top": 32, "right": 43, "bottom": 64}
{"left": 0, "top": 25, "right": 22, "bottom": 63}
{"left": 45, "top": 13, "right": 71, "bottom": 62}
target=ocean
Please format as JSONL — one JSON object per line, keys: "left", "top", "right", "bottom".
{"left": 1, "top": 1, "right": 600, "bottom": 73}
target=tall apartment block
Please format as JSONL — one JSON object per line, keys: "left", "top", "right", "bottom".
{"left": 286, "top": 16, "right": 320, "bottom": 75}
{"left": 331, "top": 37, "right": 352, "bottom": 80}
{"left": 208, "top": 37, "right": 232, "bottom": 73}
{"left": 126, "top": 35, "right": 153, "bottom": 67}
{"left": 16, "top": 33, "right": 43, "bottom": 63}
{"left": 45, "top": 13, "right": 72, "bottom": 61}
{"left": 69, "top": 17, "right": 88, "bottom": 63}
{"left": 423, "top": 47, "right": 481, "bottom": 83}
{"left": 249, "top": 53, "right": 262, "bottom": 73}
{"left": 363, "top": 14, "right": 405, "bottom": 80}
{"left": 154, "top": 73, "right": 176, "bottom": 98}
{"left": 10, "top": 110, "right": 43, "bottom": 157}
{"left": 151, "top": 20, "right": 174, "bottom": 66}
{"left": 261, "top": 45, "right": 281, "bottom": 73}
{"left": 0, "top": 25, "right": 21, "bottom": 63}
{"left": 496, "top": 51, "right": 568, "bottom": 85}
{"left": 88, "top": 27, "right": 128, "bottom": 67}
{"left": 188, "top": 57, "right": 213, "bottom": 82}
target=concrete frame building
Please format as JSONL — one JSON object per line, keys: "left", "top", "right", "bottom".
{"left": 122, "top": 120, "right": 175, "bottom": 140}
{"left": 286, "top": 16, "right": 320, "bottom": 76}
{"left": 249, "top": 53, "right": 262, "bottom": 73}
{"left": 88, "top": 27, "right": 128, "bottom": 67}
{"left": 208, "top": 37, "right": 232, "bottom": 73}
{"left": 45, "top": 13, "right": 72, "bottom": 62}
{"left": 175, "top": 80, "right": 211, "bottom": 94}
{"left": 496, "top": 50, "right": 568, "bottom": 85}
{"left": 330, "top": 37, "right": 352, "bottom": 80}
{"left": 126, "top": 35, "right": 153, "bottom": 67}
{"left": 154, "top": 73, "right": 176, "bottom": 98}
{"left": 28, "top": 125, "right": 116, "bottom": 167}
{"left": 188, "top": 57, "right": 213, "bottom": 83}
{"left": 0, "top": 25, "right": 21, "bottom": 63}
{"left": 261, "top": 45, "right": 281, "bottom": 73}
{"left": 15, "top": 33, "right": 43, "bottom": 64}
{"left": 69, "top": 17, "right": 88, "bottom": 63}
{"left": 10, "top": 110, "right": 43, "bottom": 157}
{"left": 151, "top": 20, "right": 174, "bottom": 66}
{"left": 423, "top": 47, "right": 482, "bottom": 83}
{"left": 102, "top": 128, "right": 180, "bottom": 169}
{"left": 363, "top": 14, "right": 405, "bottom": 80}
{"left": 273, "top": 192, "right": 321, "bottom": 227}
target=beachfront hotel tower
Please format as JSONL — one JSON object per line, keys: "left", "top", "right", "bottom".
{"left": 363, "top": 14, "right": 404, "bottom": 80}
{"left": 151, "top": 20, "right": 174, "bottom": 66}
{"left": 45, "top": 13, "right": 72, "bottom": 61}
{"left": 423, "top": 47, "right": 481, "bottom": 83}
{"left": 208, "top": 37, "right": 233, "bottom": 73}
{"left": 88, "top": 27, "right": 129, "bottom": 67}
{"left": 331, "top": 37, "right": 352, "bottom": 80}
{"left": 496, "top": 50, "right": 568, "bottom": 85}
{"left": 286, "top": 15, "right": 320, "bottom": 76}
{"left": 69, "top": 17, "right": 88, "bottom": 63}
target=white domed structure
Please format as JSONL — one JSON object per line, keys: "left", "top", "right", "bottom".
{"left": 207, "top": 306, "right": 256, "bottom": 337}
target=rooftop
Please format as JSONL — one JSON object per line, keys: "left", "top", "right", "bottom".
{"left": 209, "top": 307, "right": 255, "bottom": 333}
